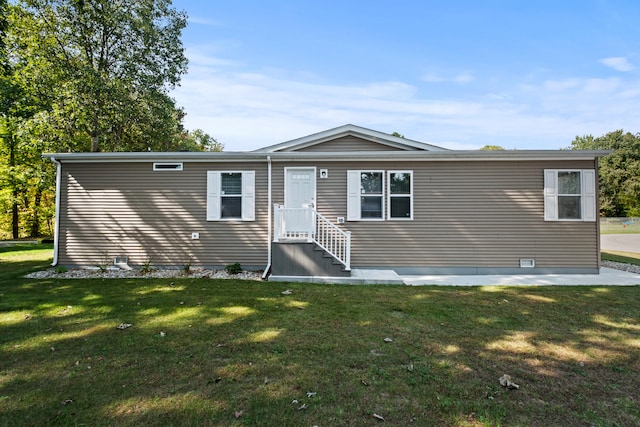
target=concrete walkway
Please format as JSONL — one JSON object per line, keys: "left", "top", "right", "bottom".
{"left": 270, "top": 268, "right": 640, "bottom": 286}
{"left": 402, "top": 267, "right": 640, "bottom": 286}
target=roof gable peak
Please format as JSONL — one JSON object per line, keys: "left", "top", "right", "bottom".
{"left": 253, "top": 124, "right": 449, "bottom": 152}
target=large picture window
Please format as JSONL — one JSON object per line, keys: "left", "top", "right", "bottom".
{"left": 544, "top": 169, "right": 596, "bottom": 222}
{"left": 347, "top": 170, "right": 413, "bottom": 221}
{"left": 207, "top": 171, "right": 255, "bottom": 221}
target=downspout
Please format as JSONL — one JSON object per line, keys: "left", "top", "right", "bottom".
{"left": 262, "top": 155, "right": 272, "bottom": 279}
{"left": 49, "top": 156, "right": 62, "bottom": 266}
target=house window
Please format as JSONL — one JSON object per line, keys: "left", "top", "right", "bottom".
{"left": 221, "top": 172, "right": 243, "bottom": 218}
{"left": 388, "top": 171, "right": 413, "bottom": 219}
{"left": 360, "top": 171, "right": 384, "bottom": 219}
{"left": 206, "top": 171, "right": 255, "bottom": 221}
{"left": 557, "top": 171, "right": 581, "bottom": 219}
{"left": 544, "top": 169, "right": 596, "bottom": 222}
{"left": 348, "top": 170, "right": 414, "bottom": 221}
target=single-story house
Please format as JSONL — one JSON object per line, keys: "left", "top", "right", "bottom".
{"left": 44, "top": 124, "right": 610, "bottom": 279}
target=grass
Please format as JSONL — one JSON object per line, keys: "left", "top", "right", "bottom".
{"left": 1, "top": 245, "right": 639, "bottom": 426}
{"left": 600, "top": 219, "right": 640, "bottom": 234}
{"left": 602, "top": 250, "right": 640, "bottom": 266}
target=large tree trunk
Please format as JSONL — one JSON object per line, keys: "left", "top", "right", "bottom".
{"left": 12, "top": 199, "right": 19, "bottom": 239}
{"left": 9, "top": 134, "right": 19, "bottom": 239}
{"left": 91, "top": 133, "right": 99, "bottom": 152}
{"left": 30, "top": 188, "right": 41, "bottom": 237}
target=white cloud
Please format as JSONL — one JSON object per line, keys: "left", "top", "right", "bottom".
{"left": 171, "top": 46, "right": 640, "bottom": 151}
{"left": 599, "top": 56, "right": 634, "bottom": 72}
{"left": 422, "top": 72, "right": 474, "bottom": 84}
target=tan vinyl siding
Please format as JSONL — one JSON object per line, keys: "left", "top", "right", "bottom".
{"left": 271, "top": 159, "right": 599, "bottom": 270}
{"left": 58, "top": 156, "right": 600, "bottom": 271}
{"left": 58, "top": 162, "right": 269, "bottom": 268}
{"left": 296, "top": 136, "right": 408, "bottom": 152}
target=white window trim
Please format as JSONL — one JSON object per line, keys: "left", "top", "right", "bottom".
{"left": 206, "top": 171, "right": 255, "bottom": 221}
{"left": 347, "top": 170, "right": 385, "bottom": 221}
{"left": 153, "top": 162, "right": 183, "bottom": 171}
{"left": 544, "top": 169, "right": 596, "bottom": 222}
{"left": 387, "top": 170, "right": 413, "bottom": 220}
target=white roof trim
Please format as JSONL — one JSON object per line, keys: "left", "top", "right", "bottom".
{"left": 43, "top": 150, "right": 611, "bottom": 163}
{"left": 253, "top": 124, "right": 449, "bottom": 152}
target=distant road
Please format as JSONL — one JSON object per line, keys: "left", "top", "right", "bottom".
{"left": 601, "top": 235, "right": 640, "bottom": 253}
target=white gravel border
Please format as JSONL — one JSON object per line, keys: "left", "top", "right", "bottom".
{"left": 25, "top": 267, "right": 262, "bottom": 280}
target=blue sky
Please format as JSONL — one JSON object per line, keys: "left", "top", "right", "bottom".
{"left": 170, "top": 0, "right": 640, "bottom": 151}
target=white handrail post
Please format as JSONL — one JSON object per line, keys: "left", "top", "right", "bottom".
{"left": 273, "top": 204, "right": 281, "bottom": 242}
{"left": 345, "top": 231, "right": 351, "bottom": 271}
{"left": 306, "top": 204, "right": 314, "bottom": 242}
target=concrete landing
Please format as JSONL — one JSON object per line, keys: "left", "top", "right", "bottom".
{"left": 268, "top": 269, "right": 404, "bottom": 285}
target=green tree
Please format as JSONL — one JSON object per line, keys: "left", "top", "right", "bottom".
{"left": 479, "top": 145, "right": 505, "bottom": 150}
{"left": 177, "top": 128, "right": 224, "bottom": 152}
{"left": 571, "top": 130, "right": 640, "bottom": 217}
{"left": 17, "top": 0, "right": 188, "bottom": 152}
{"left": 1, "top": 0, "right": 54, "bottom": 238}
{"left": 1, "top": 0, "right": 196, "bottom": 238}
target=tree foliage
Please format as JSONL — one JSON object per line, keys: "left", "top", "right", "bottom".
{"left": 16, "top": 0, "right": 189, "bottom": 152}
{"left": 479, "top": 145, "right": 505, "bottom": 150}
{"left": 1, "top": 0, "right": 217, "bottom": 238}
{"left": 571, "top": 130, "right": 640, "bottom": 217}
{"left": 177, "top": 128, "right": 224, "bottom": 152}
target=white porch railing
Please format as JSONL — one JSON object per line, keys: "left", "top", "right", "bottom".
{"left": 274, "top": 204, "right": 351, "bottom": 271}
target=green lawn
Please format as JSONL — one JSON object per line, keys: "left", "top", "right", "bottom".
{"left": 600, "top": 219, "right": 640, "bottom": 234}
{"left": 1, "top": 245, "right": 639, "bottom": 426}
{"left": 602, "top": 250, "right": 640, "bottom": 266}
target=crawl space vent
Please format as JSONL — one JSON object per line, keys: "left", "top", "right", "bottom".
{"left": 520, "top": 259, "right": 535, "bottom": 268}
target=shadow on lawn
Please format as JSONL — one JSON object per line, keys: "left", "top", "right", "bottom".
{"left": 0, "top": 274, "right": 639, "bottom": 426}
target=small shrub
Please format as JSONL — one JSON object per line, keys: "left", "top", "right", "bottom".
{"left": 140, "top": 258, "right": 153, "bottom": 275}
{"left": 225, "top": 263, "right": 242, "bottom": 275}
{"left": 54, "top": 266, "right": 68, "bottom": 274}
{"left": 96, "top": 251, "right": 110, "bottom": 272}
{"left": 182, "top": 258, "right": 192, "bottom": 276}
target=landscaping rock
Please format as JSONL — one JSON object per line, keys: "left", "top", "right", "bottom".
{"left": 25, "top": 267, "right": 262, "bottom": 280}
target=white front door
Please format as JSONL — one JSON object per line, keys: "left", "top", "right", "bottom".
{"left": 284, "top": 167, "right": 316, "bottom": 236}
{"left": 285, "top": 167, "right": 316, "bottom": 208}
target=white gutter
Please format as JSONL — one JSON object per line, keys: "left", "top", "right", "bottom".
{"left": 42, "top": 149, "right": 612, "bottom": 163}
{"left": 262, "top": 155, "right": 272, "bottom": 280}
{"left": 49, "top": 156, "right": 62, "bottom": 266}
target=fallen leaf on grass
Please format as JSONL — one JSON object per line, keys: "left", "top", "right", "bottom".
{"left": 281, "top": 289, "right": 292, "bottom": 295}
{"left": 234, "top": 410, "right": 243, "bottom": 418}
{"left": 297, "top": 403, "right": 308, "bottom": 410}
{"left": 373, "top": 413, "right": 385, "bottom": 421}
{"left": 383, "top": 337, "right": 393, "bottom": 343}
{"left": 499, "top": 374, "right": 520, "bottom": 389}
{"left": 116, "top": 323, "right": 132, "bottom": 330}
{"left": 306, "top": 391, "right": 316, "bottom": 398}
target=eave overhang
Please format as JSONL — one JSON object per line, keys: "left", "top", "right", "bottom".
{"left": 43, "top": 150, "right": 612, "bottom": 163}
